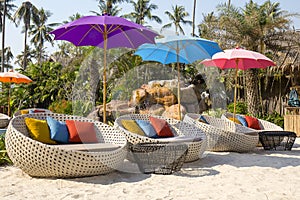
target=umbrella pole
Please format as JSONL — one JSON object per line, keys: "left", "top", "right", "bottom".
{"left": 233, "top": 59, "right": 239, "bottom": 119}
{"left": 8, "top": 84, "right": 10, "bottom": 116}
{"left": 103, "top": 29, "right": 107, "bottom": 124}
{"left": 176, "top": 48, "right": 181, "bottom": 120}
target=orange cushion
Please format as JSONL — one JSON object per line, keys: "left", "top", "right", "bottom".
{"left": 149, "top": 116, "right": 174, "bottom": 137}
{"left": 65, "top": 120, "right": 98, "bottom": 143}
{"left": 245, "top": 116, "right": 261, "bottom": 130}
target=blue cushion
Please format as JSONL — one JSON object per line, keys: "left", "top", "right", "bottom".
{"left": 198, "top": 115, "right": 209, "bottom": 124}
{"left": 46, "top": 116, "right": 69, "bottom": 143}
{"left": 237, "top": 115, "right": 248, "bottom": 127}
{"left": 135, "top": 120, "right": 158, "bottom": 138}
{"left": 29, "top": 109, "right": 35, "bottom": 114}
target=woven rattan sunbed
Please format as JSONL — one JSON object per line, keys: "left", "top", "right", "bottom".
{"left": 5, "top": 113, "right": 127, "bottom": 178}
{"left": 221, "top": 112, "right": 283, "bottom": 132}
{"left": 183, "top": 113, "right": 259, "bottom": 152}
{"left": 13, "top": 108, "right": 52, "bottom": 117}
{"left": 114, "top": 114, "right": 207, "bottom": 163}
{"left": 0, "top": 113, "right": 10, "bottom": 128}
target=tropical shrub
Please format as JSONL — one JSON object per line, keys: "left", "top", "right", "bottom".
{"left": 227, "top": 102, "right": 248, "bottom": 114}
{"left": 49, "top": 99, "right": 73, "bottom": 115}
{"left": 258, "top": 112, "right": 284, "bottom": 128}
{"left": 202, "top": 108, "right": 227, "bottom": 118}
{"left": 11, "top": 62, "right": 78, "bottom": 112}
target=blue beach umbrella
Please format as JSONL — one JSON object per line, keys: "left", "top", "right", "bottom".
{"left": 134, "top": 35, "right": 222, "bottom": 120}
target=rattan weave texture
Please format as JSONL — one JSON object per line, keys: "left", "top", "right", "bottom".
{"left": 129, "top": 142, "right": 188, "bottom": 174}
{"left": 5, "top": 113, "right": 127, "bottom": 178}
{"left": 221, "top": 112, "right": 283, "bottom": 132}
{"left": 0, "top": 113, "right": 10, "bottom": 128}
{"left": 13, "top": 108, "right": 52, "bottom": 117}
{"left": 183, "top": 113, "right": 259, "bottom": 152}
{"left": 258, "top": 131, "right": 296, "bottom": 150}
{"left": 114, "top": 114, "right": 207, "bottom": 162}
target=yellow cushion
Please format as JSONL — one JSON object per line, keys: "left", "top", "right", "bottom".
{"left": 20, "top": 110, "right": 29, "bottom": 115}
{"left": 228, "top": 117, "right": 242, "bottom": 125}
{"left": 121, "top": 120, "right": 145, "bottom": 136}
{"left": 25, "top": 117, "right": 57, "bottom": 144}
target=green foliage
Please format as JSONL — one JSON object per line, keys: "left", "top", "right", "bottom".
{"left": 0, "top": 134, "right": 12, "bottom": 166}
{"left": 202, "top": 108, "right": 227, "bottom": 118}
{"left": 10, "top": 62, "right": 78, "bottom": 113}
{"left": 258, "top": 112, "right": 284, "bottom": 128}
{"left": 49, "top": 100, "right": 73, "bottom": 115}
{"left": 72, "top": 100, "right": 94, "bottom": 117}
{"left": 227, "top": 102, "right": 248, "bottom": 114}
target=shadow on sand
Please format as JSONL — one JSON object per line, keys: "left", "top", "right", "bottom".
{"left": 67, "top": 140, "right": 300, "bottom": 184}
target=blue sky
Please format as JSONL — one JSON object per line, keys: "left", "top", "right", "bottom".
{"left": 4, "top": 0, "right": 300, "bottom": 65}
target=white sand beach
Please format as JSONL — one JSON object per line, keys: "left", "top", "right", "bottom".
{"left": 1, "top": 138, "right": 300, "bottom": 200}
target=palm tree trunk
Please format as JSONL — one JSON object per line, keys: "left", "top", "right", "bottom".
{"left": 192, "top": 0, "right": 196, "bottom": 36}
{"left": 1, "top": 0, "right": 7, "bottom": 72}
{"left": 245, "top": 69, "right": 260, "bottom": 116}
{"left": 23, "top": 26, "right": 28, "bottom": 69}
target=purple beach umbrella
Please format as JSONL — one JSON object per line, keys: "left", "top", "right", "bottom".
{"left": 51, "top": 14, "right": 159, "bottom": 123}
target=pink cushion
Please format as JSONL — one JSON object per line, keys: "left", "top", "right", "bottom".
{"left": 245, "top": 116, "right": 261, "bottom": 130}
{"left": 65, "top": 120, "right": 98, "bottom": 143}
{"left": 149, "top": 116, "right": 174, "bottom": 137}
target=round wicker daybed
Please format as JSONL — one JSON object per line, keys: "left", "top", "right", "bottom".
{"left": 13, "top": 108, "right": 52, "bottom": 117}
{"left": 221, "top": 112, "right": 283, "bottom": 132}
{"left": 183, "top": 113, "right": 259, "bottom": 152}
{"left": 114, "top": 114, "right": 207, "bottom": 162}
{"left": 0, "top": 113, "right": 10, "bottom": 128}
{"left": 5, "top": 113, "right": 127, "bottom": 178}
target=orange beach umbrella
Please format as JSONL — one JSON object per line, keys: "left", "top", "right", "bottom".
{"left": 0, "top": 70, "right": 32, "bottom": 116}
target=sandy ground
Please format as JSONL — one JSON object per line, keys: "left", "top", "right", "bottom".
{"left": 1, "top": 138, "right": 300, "bottom": 200}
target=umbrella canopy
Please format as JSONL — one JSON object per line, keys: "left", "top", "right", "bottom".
{"left": 50, "top": 14, "right": 159, "bottom": 123}
{"left": 0, "top": 70, "right": 32, "bottom": 84}
{"left": 201, "top": 47, "right": 276, "bottom": 118}
{"left": 0, "top": 70, "right": 33, "bottom": 116}
{"left": 134, "top": 35, "right": 222, "bottom": 120}
{"left": 135, "top": 35, "right": 222, "bottom": 64}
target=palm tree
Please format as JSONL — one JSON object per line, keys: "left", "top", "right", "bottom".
{"left": 161, "top": 5, "right": 192, "bottom": 35}
{"left": 29, "top": 8, "right": 59, "bottom": 64}
{"left": 198, "top": 12, "right": 219, "bottom": 39}
{"left": 62, "top": 13, "right": 82, "bottom": 24}
{"left": 90, "top": 1, "right": 121, "bottom": 16}
{"left": 192, "top": 0, "right": 197, "bottom": 36}
{"left": 14, "top": 45, "right": 34, "bottom": 68}
{"left": 13, "top": 1, "right": 39, "bottom": 69}
{"left": 214, "top": 0, "right": 293, "bottom": 115}
{"left": 122, "top": 0, "right": 161, "bottom": 25}
{"left": 0, "top": 46, "right": 13, "bottom": 71}
{"left": 0, "top": 0, "right": 16, "bottom": 72}
{"left": 96, "top": 0, "right": 129, "bottom": 15}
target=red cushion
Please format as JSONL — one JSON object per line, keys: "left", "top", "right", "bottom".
{"left": 245, "top": 116, "right": 261, "bottom": 130}
{"left": 65, "top": 120, "right": 98, "bottom": 143}
{"left": 33, "top": 109, "right": 46, "bottom": 113}
{"left": 149, "top": 116, "right": 174, "bottom": 137}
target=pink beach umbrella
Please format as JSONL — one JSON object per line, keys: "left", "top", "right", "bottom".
{"left": 201, "top": 47, "right": 276, "bottom": 118}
